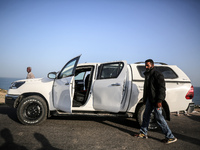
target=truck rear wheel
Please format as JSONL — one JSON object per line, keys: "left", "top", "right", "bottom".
{"left": 17, "top": 96, "right": 47, "bottom": 125}
{"left": 137, "top": 104, "right": 166, "bottom": 130}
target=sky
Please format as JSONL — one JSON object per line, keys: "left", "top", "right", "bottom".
{"left": 0, "top": 0, "right": 200, "bottom": 86}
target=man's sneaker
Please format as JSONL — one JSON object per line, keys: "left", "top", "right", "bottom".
{"left": 134, "top": 133, "right": 148, "bottom": 139}
{"left": 161, "top": 138, "right": 177, "bottom": 144}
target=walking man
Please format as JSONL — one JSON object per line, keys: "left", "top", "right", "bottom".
{"left": 135, "top": 59, "right": 177, "bottom": 144}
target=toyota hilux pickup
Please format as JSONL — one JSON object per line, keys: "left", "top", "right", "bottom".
{"left": 5, "top": 55, "right": 194, "bottom": 128}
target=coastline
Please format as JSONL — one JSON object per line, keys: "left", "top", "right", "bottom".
{"left": 0, "top": 88, "right": 7, "bottom": 104}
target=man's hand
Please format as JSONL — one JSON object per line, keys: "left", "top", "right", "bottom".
{"left": 157, "top": 102, "right": 162, "bottom": 108}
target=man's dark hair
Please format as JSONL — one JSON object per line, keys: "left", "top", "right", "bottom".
{"left": 145, "top": 59, "right": 154, "bottom": 65}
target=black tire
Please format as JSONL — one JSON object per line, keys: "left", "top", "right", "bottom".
{"left": 136, "top": 104, "right": 166, "bottom": 130}
{"left": 17, "top": 96, "right": 47, "bottom": 125}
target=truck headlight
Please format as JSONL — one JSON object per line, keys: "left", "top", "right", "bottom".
{"left": 10, "top": 81, "right": 25, "bottom": 89}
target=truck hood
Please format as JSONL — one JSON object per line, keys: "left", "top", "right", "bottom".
{"left": 8, "top": 77, "right": 54, "bottom": 95}
{"left": 14, "top": 77, "right": 52, "bottom": 83}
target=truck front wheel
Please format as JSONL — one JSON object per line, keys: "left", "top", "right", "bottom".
{"left": 17, "top": 96, "right": 47, "bottom": 125}
{"left": 137, "top": 104, "right": 166, "bottom": 130}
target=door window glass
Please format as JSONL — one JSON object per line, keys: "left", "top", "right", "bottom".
{"left": 98, "top": 62, "right": 124, "bottom": 79}
{"left": 75, "top": 72, "right": 85, "bottom": 80}
{"left": 58, "top": 57, "right": 79, "bottom": 78}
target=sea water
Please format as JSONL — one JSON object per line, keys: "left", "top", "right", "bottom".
{"left": 0, "top": 77, "right": 23, "bottom": 90}
{"left": 193, "top": 87, "right": 200, "bottom": 105}
{"left": 0, "top": 77, "right": 200, "bottom": 105}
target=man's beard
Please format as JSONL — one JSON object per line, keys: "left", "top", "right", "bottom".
{"left": 146, "top": 67, "right": 153, "bottom": 72}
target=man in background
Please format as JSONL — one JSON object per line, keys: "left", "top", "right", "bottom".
{"left": 26, "top": 67, "right": 35, "bottom": 79}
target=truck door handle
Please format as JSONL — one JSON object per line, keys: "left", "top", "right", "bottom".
{"left": 65, "top": 83, "right": 70, "bottom": 85}
{"left": 111, "top": 83, "right": 121, "bottom": 86}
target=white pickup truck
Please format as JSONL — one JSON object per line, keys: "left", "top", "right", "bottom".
{"left": 5, "top": 55, "right": 194, "bottom": 127}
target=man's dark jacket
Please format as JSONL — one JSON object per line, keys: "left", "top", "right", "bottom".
{"left": 143, "top": 67, "right": 166, "bottom": 105}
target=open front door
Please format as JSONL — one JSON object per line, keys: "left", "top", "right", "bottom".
{"left": 53, "top": 55, "right": 80, "bottom": 112}
{"left": 93, "top": 61, "right": 127, "bottom": 113}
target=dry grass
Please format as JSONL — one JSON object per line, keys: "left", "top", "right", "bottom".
{"left": 0, "top": 88, "right": 7, "bottom": 104}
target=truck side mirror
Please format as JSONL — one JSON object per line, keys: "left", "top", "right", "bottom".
{"left": 47, "top": 72, "right": 57, "bottom": 79}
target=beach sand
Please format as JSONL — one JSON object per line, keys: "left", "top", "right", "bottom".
{"left": 0, "top": 88, "right": 7, "bottom": 104}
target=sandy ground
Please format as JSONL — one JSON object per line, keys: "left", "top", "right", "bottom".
{"left": 0, "top": 88, "right": 7, "bottom": 104}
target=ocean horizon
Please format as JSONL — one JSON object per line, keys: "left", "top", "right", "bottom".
{"left": 0, "top": 77, "right": 200, "bottom": 105}
{"left": 0, "top": 77, "right": 24, "bottom": 90}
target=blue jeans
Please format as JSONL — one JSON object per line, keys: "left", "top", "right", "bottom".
{"left": 140, "top": 99, "right": 174, "bottom": 139}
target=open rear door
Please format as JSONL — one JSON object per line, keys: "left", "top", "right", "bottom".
{"left": 53, "top": 55, "right": 80, "bottom": 112}
{"left": 93, "top": 61, "right": 127, "bottom": 113}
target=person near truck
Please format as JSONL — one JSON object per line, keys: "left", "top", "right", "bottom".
{"left": 134, "top": 59, "right": 177, "bottom": 144}
{"left": 26, "top": 67, "right": 35, "bottom": 79}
